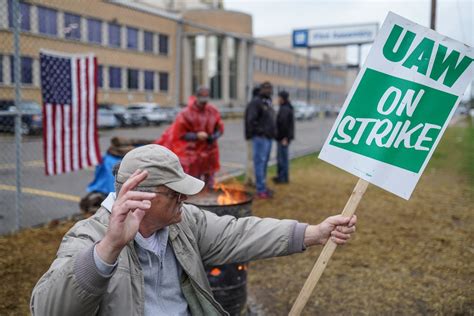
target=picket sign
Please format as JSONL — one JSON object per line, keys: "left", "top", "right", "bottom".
{"left": 289, "top": 11, "right": 473, "bottom": 315}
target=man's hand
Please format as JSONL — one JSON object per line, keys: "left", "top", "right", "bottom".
{"left": 96, "top": 170, "right": 156, "bottom": 264}
{"left": 197, "top": 131, "right": 209, "bottom": 141}
{"left": 281, "top": 138, "right": 289, "bottom": 146}
{"left": 304, "top": 215, "right": 357, "bottom": 247}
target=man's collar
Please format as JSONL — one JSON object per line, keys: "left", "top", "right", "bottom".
{"left": 101, "top": 192, "right": 116, "bottom": 213}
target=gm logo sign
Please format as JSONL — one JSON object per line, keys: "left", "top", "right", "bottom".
{"left": 292, "top": 29, "right": 308, "bottom": 48}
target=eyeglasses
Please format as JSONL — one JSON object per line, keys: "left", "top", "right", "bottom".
{"left": 155, "top": 190, "right": 185, "bottom": 202}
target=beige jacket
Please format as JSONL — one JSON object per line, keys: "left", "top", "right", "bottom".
{"left": 31, "top": 203, "right": 307, "bottom": 315}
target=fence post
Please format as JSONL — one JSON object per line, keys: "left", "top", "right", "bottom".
{"left": 12, "top": 0, "right": 23, "bottom": 232}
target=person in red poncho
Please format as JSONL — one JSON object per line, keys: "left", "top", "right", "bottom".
{"left": 156, "top": 87, "right": 224, "bottom": 188}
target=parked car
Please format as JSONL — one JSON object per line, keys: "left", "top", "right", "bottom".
{"left": 307, "top": 104, "right": 318, "bottom": 119}
{"left": 0, "top": 100, "right": 42, "bottom": 135}
{"left": 293, "top": 102, "right": 316, "bottom": 121}
{"left": 99, "top": 103, "right": 127, "bottom": 127}
{"left": 97, "top": 107, "right": 119, "bottom": 129}
{"left": 161, "top": 107, "right": 180, "bottom": 123}
{"left": 124, "top": 103, "right": 168, "bottom": 126}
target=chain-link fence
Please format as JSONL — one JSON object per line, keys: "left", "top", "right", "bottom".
{"left": 0, "top": 0, "right": 96, "bottom": 234}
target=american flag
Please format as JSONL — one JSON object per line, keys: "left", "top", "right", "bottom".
{"left": 40, "top": 51, "right": 101, "bottom": 175}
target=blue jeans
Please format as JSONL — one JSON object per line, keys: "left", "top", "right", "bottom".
{"left": 277, "top": 143, "right": 289, "bottom": 182}
{"left": 252, "top": 136, "right": 272, "bottom": 193}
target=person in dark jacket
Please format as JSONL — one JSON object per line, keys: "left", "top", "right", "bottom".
{"left": 243, "top": 86, "right": 261, "bottom": 187}
{"left": 274, "top": 91, "right": 295, "bottom": 184}
{"left": 246, "top": 82, "right": 276, "bottom": 199}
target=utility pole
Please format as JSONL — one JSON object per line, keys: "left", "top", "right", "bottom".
{"left": 306, "top": 47, "right": 311, "bottom": 105}
{"left": 430, "top": 0, "right": 437, "bottom": 30}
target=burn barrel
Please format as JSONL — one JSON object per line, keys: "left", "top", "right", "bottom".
{"left": 187, "top": 188, "right": 253, "bottom": 316}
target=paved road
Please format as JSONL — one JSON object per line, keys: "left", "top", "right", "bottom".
{"left": 0, "top": 117, "right": 336, "bottom": 234}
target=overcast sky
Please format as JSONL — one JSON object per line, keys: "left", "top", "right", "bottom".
{"left": 225, "top": 0, "right": 473, "bottom": 63}
{"left": 225, "top": 0, "right": 473, "bottom": 99}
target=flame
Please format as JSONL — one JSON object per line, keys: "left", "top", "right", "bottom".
{"left": 209, "top": 267, "right": 221, "bottom": 277}
{"left": 237, "top": 264, "right": 247, "bottom": 271}
{"left": 214, "top": 182, "right": 248, "bottom": 205}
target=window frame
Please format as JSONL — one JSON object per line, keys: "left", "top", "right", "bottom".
{"left": 37, "top": 6, "right": 58, "bottom": 36}
{"left": 64, "top": 12, "right": 81, "bottom": 40}
{"left": 87, "top": 18, "right": 102, "bottom": 45}
{"left": 143, "top": 31, "right": 154, "bottom": 53}
{"left": 159, "top": 72, "right": 169, "bottom": 92}
{"left": 158, "top": 34, "right": 169, "bottom": 55}
{"left": 144, "top": 70, "right": 154, "bottom": 91}
{"left": 97, "top": 65, "right": 103, "bottom": 88}
{"left": 109, "top": 66, "right": 122, "bottom": 89}
{"left": 108, "top": 23, "right": 121, "bottom": 48}
{"left": 10, "top": 56, "right": 33, "bottom": 85}
{"left": 127, "top": 27, "right": 139, "bottom": 50}
{"left": 127, "top": 68, "right": 139, "bottom": 90}
{"left": 8, "top": 0, "right": 31, "bottom": 31}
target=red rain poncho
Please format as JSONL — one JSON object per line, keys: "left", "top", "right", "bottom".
{"left": 156, "top": 96, "right": 224, "bottom": 177}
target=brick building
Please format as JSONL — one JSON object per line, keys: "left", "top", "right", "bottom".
{"left": 0, "top": 0, "right": 347, "bottom": 108}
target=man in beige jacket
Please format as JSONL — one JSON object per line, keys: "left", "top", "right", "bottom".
{"left": 31, "top": 144, "right": 357, "bottom": 316}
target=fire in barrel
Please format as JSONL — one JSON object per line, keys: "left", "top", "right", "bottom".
{"left": 187, "top": 182, "right": 253, "bottom": 315}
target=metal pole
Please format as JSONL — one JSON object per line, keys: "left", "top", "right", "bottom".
{"left": 357, "top": 44, "right": 362, "bottom": 70}
{"left": 174, "top": 21, "right": 183, "bottom": 106}
{"left": 430, "top": 0, "right": 437, "bottom": 30}
{"left": 12, "top": 0, "right": 23, "bottom": 231}
{"left": 306, "top": 47, "right": 311, "bottom": 105}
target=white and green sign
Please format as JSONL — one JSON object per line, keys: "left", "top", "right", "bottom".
{"left": 319, "top": 12, "right": 473, "bottom": 199}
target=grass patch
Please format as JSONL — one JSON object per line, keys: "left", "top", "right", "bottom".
{"left": 430, "top": 121, "right": 474, "bottom": 186}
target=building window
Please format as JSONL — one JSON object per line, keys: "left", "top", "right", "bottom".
{"left": 109, "top": 67, "right": 121, "bottom": 89}
{"left": 227, "top": 38, "right": 237, "bottom": 99}
{"left": 87, "top": 18, "right": 102, "bottom": 44}
{"left": 97, "top": 65, "right": 103, "bottom": 88}
{"left": 144, "top": 71, "right": 154, "bottom": 91}
{"left": 159, "top": 34, "right": 169, "bottom": 55}
{"left": 8, "top": 0, "right": 30, "bottom": 31}
{"left": 127, "top": 68, "right": 138, "bottom": 90}
{"left": 64, "top": 13, "right": 81, "bottom": 40}
{"left": 144, "top": 31, "right": 154, "bottom": 52}
{"left": 127, "top": 27, "right": 138, "bottom": 50}
{"left": 108, "top": 23, "right": 121, "bottom": 48}
{"left": 208, "top": 36, "right": 222, "bottom": 99}
{"left": 159, "top": 72, "right": 169, "bottom": 92}
{"left": 10, "top": 56, "right": 33, "bottom": 85}
{"left": 38, "top": 6, "right": 57, "bottom": 36}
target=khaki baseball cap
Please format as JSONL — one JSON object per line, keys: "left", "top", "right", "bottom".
{"left": 115, "top": 144, "right": 204, "bottom": 195}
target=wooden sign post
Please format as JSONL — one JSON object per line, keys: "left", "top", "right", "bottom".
{"left": 289, "top": 11, "right": 473, "bottom": 315}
